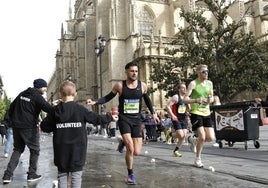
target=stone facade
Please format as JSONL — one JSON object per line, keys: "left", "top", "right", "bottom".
{"left": 47, "top": 0, "right": 268, "bottom": 113}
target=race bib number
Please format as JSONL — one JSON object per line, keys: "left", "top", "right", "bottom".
{"left": 124, "top": 99, "right": 140, "bottom": 114}
{"left": 178, "top": 104, "right": 186, "bottom": 114}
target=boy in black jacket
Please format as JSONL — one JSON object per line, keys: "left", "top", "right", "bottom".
{"left": 40, "top": 80, "right": 118, "bottom": 188}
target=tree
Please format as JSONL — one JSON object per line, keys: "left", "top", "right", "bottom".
{"left": 150, "top": 0, "right": 268, "bottom": 102}
{"left": 0, "top": 97, "right": 11, "bottom": 121}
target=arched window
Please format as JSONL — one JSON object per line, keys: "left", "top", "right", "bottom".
{"left": 264, "top": 5, "right": 268, "bottom": 14}
{"left": 137, "top": 7, "right": 154, "bottom": 35}
{"left": 86, "top": 2, "right": 94, "bottom": 15}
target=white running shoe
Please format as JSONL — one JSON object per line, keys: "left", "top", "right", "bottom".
{"left": 194, "top": 158, "right": 204, "bottom": 168}
{"left": 188, "top": 135, "right": 197, "bottom": 153}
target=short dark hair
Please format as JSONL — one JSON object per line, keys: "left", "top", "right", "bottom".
{"left": 177, "top": 82, "right": 186, "bottom": 89}
{"left": 125, "top": 62, "right": 138, "bottom": 70}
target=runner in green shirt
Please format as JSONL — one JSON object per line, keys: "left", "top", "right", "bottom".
{"left": 183, "top": 64, "right": 216, "bottom": 168}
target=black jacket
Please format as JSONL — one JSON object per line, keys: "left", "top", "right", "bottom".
{"left": 8, "top": 87, "right": 53, "bottom": 128}
{"left": 40, "top": 101, "right": 113, "bottom": 172}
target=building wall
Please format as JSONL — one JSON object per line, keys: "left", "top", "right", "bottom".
{"left": 47, "top": 0, "right": 268, "bottom": 113}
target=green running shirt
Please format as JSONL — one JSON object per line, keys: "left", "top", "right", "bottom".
{"left": 190, "top": 79, "right": 211, "bottom": 116}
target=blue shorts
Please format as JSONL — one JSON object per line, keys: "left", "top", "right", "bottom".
{"left": 172, "top": 120, "right": 188, "bottom": 130}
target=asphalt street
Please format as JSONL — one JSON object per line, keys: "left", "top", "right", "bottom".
{"left": 0, "top": 125, "right": 267, "bottom": 188}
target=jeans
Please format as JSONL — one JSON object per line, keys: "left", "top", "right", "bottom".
{"left": 4, "top": 128, "right": 13, "bottom": 154}
{"left": 58, "top": 171, "right": 83, "bottom": 188}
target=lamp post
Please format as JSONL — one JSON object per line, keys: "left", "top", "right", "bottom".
{"left": 95, "top": 35, "right": 106, "bottom": 113}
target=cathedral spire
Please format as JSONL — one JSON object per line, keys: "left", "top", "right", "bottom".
{"left": 69, "top": 0, "right": 72, "bottom": 20}
{"left": 61, "top": 23, "right": 64, "bottom": 39}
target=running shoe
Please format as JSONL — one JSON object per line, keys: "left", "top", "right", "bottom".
{"left": 194, "top": 158, "right": 204, "bottom": 168}
{"left": 173, "top": 150, "right": 182, "bottom": 157}
{"left": 125, "top": 173, "right": 136, "bottom": 185}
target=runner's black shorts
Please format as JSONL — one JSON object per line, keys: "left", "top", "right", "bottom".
{"left": 190, "top": 113, "right": 213, "bottom": 131}
{"left": 118, "top": 114, "right": 142, "bottom": 138}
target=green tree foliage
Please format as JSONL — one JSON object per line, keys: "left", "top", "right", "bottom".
{"left": 150, "top": 0, "right": 268, "bottom": 102}
{"left": 0, "top": 97, "right": 11, "bottom": 121}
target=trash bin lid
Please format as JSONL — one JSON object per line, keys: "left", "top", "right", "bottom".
{"left": 211, "top": 101, "right": 258, "bottom": 110}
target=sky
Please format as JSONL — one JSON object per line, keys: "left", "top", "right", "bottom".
{"left": 0, "top": 0, "right": 74, "bottom": 100}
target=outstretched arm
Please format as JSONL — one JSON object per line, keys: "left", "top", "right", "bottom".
{"left": 40, "top": 114, "right": 56, "bottom": 133}
{"left": 86, "top": 82, "right": 120, "bottom": 105}
{"left": 94, "top": 91, "right": 117, "bottom": 105}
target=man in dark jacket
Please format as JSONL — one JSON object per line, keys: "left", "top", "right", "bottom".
{"left": 2, "top": 78, "right": 53, "bottom": 185}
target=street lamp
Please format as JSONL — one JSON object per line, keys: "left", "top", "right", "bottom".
{"left": 95, "top": 35, "right": 106, "bottom": 113}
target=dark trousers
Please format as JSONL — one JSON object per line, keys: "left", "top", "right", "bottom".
{"left": 145, "top": 125, "right": 153, "bottom": 140}
{"left": 109, "top": 128, "right": 116, "bottom": 137}
{"left": 4, "top": 127, "right": 40, "bottom": 177}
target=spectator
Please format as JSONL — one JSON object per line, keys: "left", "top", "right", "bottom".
{"left": 0, "top": 111, "right": 13, "bottom": 158}
{"left": 162, "top": 113, "right": 173, "bottom": 144}
{"left": 108, "top": 120, "right": 117, "bottom": 138}
{"left": 143, "top": 112, "right": 155, "bottom": 141}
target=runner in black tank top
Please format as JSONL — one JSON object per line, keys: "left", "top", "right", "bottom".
{"left": 86, "top": 62, "right": 159, "bottom": 185}
{"left": 165, "top": 83, "right": 189, "bottom": 157}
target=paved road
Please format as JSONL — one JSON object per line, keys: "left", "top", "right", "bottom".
{"left": 0, "top": 126, "right": 267, "bottom": 188}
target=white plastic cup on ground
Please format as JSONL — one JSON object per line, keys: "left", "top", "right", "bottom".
{"left": 209, "top": 166, "right": 215, "bottom": 172}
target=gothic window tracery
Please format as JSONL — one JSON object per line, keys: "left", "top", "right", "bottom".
{"left": 264, "top": 5, "right": 268, "bottom": 14}
{"left": 137, "top": 7, "right": 154, "bottom": 35}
